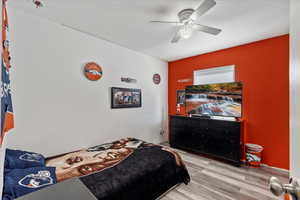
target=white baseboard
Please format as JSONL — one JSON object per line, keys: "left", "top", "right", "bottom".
{"left": 241, "top": 159, "right": 289, "bottom": 173}
{"left": 260, "top": 163, "right": 290, "bottom": 173}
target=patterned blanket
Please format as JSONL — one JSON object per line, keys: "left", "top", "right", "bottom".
{"left": 46, "top": 138, "right": 190, "bottom": 200}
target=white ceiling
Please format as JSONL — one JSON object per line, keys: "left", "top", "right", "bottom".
{"left": 9, "top": 0, "right": 289, "bottom": 61}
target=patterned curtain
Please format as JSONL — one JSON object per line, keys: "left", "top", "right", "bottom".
{"left": 0, "top": 0, "right": 14, "bottom": 146}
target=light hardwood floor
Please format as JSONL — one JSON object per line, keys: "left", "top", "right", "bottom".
{"left": 160, "top": 144, "right": 289, "bottom": 200}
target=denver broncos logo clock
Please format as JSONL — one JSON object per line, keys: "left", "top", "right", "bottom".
{"left": 84, "top": 62, "right": 103, "bottom": 81}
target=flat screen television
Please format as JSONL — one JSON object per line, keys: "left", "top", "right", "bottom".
{"left": 185, "top": 82, "right": 243, "bottom": 118}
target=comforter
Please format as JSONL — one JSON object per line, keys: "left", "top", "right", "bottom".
{"left": 47, "top": 138, "right": 190, "bottom": 200}
{"left": 2, "top": 138, "right": 190, "bottom": 200}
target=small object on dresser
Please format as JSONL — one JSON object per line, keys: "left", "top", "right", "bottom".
{"left": 176, "top": 90, "right": 185, "bottom": 105}
{"left": 176, "top": 104, "right": 181, "bottom": 114}
{"left": 191, "top": 114, "right": 211, "bottom": 119}
{"left": 211, "top": 116, "right": 236, "bottom": 121}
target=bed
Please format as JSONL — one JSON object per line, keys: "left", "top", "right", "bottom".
{"left": 2, "top": 138, "right": 190, "bottom": 200}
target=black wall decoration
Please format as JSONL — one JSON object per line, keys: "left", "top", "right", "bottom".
{"left": 121, "top": 77, "right": 137, "bottom": 83}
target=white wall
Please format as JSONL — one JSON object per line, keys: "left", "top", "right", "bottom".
{"left": 4, "top": 8, "right": 168, "bottom": 158}
{"left": 290, "top": 0, "right": 300, "bottom": 179}
{"left": 0, "top": 140, "right": 6, "bottom": 198}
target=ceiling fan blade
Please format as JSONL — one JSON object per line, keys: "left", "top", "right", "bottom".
{"left": 150, "top": 21, "right": 181, "bottom": 24}
{"left": 194, "top": 0, "right": 216, "bottom": 18}
{"left": 195, "top": 24, "right": 221, "bottom": 35}
{"left": 171, "top": 27, "right": 182, "bottom": 43}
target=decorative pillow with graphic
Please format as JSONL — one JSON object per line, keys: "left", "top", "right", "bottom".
{"left": 5, "top": 149, "right": 46, "bottom": 170}
{"left": 3, "top": 167, "right": 57, "bottom": 199}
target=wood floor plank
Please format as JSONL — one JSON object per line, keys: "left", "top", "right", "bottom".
{"left": 165, "top": 190, "right": 193, "bottom": 200}
{"left": 201, "top": 169, "right": 275, "bottom": 198}
{"left": 159, "top": 196, "right": 173, "bottom": 200}
{"left": 184, "top": 160, "right": 205, "bottom": 171}
{"left": 186, "top": 165, "right": 203, "bottom": 176}
{"left": 180, "top": 154, "right": 210, "bottom": 166}
{"left": 177, "top": 180, "right": 234, "bottom": 200}
{"left": 239, "top": 188, "right": 280, "bottom": 200}
{"left": 192, "top": 170, "right": 241, "bottom": 196}
{"left": 203, "top": 166, "right": 270, "bottom": 191}
{"left": 189, "top": 180, "right": 235, "bottom": 200}
{"left": 159, "top": 144, "right": 289, "bottom": 200}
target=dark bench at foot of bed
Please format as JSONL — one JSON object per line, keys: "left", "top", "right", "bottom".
{"left": 16, "top": 178, "right": 96, "bottom": 200}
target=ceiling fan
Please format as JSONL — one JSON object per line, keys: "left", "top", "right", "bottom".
{"left": 150, "top": 0, "right": 221, "bottom": 43}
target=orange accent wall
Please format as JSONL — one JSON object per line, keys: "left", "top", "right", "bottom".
{"left": 168, "top": 35, "right": 290, "bottom": 169}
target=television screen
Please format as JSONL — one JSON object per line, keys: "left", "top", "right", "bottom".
{"left": 185, "top": 82, "right": 243, "bottom": 117}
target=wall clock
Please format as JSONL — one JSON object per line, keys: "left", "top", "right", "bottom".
{"left": 153, "top": 74, "right": 161, "bottom": 85}
{"left": 84, "top": 62, "right": 103, "bottom": 81}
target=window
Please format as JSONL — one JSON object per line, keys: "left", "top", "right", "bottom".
{"left": 193, "top": 65, "right": 235, "bottom": 85}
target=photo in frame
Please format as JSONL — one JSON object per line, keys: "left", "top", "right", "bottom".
{"left": 111, "top": 87, "right": 142, "bottom": 109}
{"left": 177, "top": 90, "right": 186, "bottom": 105}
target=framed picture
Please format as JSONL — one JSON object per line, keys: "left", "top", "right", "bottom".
{"left": 177, "top": 90, "right": 185, "bottom": 105}
{"left": 111, "top": 87, "right": 142, "bottom": 109}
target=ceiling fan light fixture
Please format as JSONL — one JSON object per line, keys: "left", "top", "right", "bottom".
{"left": 150, "top": 0, "right": 221, "bottom": 43}
{"left": 179, "top": 24, "right": 193, "bottom": 39}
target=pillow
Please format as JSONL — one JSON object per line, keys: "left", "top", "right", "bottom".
{"left": 3, "top": 167, "right": 57, "bottom": 199}
{"left": 5, "top": 149, "right": 45, "bottom": 170}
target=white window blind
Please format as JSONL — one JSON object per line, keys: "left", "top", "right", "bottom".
{"left": 193, "top": 65, "right": 235, "bottom": 85}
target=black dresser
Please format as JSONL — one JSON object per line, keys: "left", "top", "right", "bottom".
{"left": 169, "top": 115, "right": 241, "bottom": 166}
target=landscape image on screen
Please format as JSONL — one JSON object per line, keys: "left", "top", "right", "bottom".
{"left": 185, "top": 82, "right": 242, "bottom": 117}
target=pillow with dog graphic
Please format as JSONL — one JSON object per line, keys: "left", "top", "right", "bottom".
{"left": 5, "top": 149, "right": 46, "bottom": 170}
{"left": 3, "top": 167, "right": 57, "bottom": 199}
